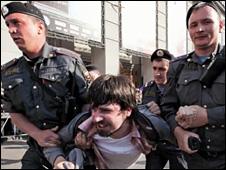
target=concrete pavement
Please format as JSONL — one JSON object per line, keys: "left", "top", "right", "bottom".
{"left": 1, "top": 138, "right": 28, "bottom": 169}
{"left": 1, "top": 138, "right": 148, "bottom": 169}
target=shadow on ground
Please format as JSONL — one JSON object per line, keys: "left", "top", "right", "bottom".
{"left": 1, "top": 158, "right": 21, "bottom": 165}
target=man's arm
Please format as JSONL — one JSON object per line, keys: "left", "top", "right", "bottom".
{"left": 10, "top": 113, "right": 60, "bottom": 147}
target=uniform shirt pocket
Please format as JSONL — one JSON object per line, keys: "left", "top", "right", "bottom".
{"left": 177, "top": 72, "right": 201, "bottom": 105}
{"left": 38, "top": 65, "right": 70, "bottom": 97}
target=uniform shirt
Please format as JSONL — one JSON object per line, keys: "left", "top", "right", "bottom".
{"left": 161, "top": 45, "right": 225, "bottom": 153}
{"left": 142, "top": 80, "right": 163, "bottom": 106}
{"left": 1, "top": 43, "right": 89, "bottom": 129}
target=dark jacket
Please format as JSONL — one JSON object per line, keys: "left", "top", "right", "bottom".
{"left": 142, "top": 81, "right": 162, "bottom": 106}
{"left": 1, "top": 43, "right": 89, "bottom": 130}
{"left": 161, "top": 45, "right": 225, "bottom": 153}
{"left": 44, "top": 106, "right": 170, "bottom": 167}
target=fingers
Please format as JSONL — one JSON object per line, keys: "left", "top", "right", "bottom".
{"left": 74, "top": 131, "right": 92, "bottom": 149}
{"left": 51, "top": 126, "right": 59, "bottom": 132}
{"left": 176, "top": 106, "right": 194, "bottom": 129}
{"left": 147, "top": 101, "right": 161, "bottom": 115}
{"left": 55, "top": 161, "right": 75, "bottom": 169}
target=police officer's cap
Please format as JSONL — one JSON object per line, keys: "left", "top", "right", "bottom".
{"left": 151, "top": 49, "right": 173, "bottom": 62}
{"left": 1, "top": 2, "right": 45, "bottom": 22}
{"left": 186, "top": 1, "right": 220, "bottom": 28}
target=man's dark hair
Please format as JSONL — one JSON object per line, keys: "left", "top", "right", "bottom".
{"left": 88, "top": 74, "right": 137, "bottom": 110}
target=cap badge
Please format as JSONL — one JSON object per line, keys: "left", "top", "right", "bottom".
{"left": 1, "top": 6, "right": 9, "bottom": 17}
{"left": 156, "top": 50, "right": 164, "bottom": 57}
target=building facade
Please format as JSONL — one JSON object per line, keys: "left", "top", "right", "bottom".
{"left": 1, "top": 1, "right": 225, "bottom": 87}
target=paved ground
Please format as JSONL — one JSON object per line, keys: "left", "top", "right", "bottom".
{"left": 1, "top": 138, "right": 169, "bottom": 169}
{"left": 1, "top": 138, "right": 149, "bottom": 169}
{"left": 1, "top": 138, "right": 28, "bottom": 169}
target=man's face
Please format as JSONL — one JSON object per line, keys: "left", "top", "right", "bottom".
{"left": 188, "top": 6, "right": 224, "bottom": 50}
{"left": 5, "top": 13, "right": 42, "bottom": 52}
{"left": 152, "top": 59, "right": 169, "bottom": 85}
{"left": 89, "top": 70, "right": 101, "bottom": 81}
{"left": 91, "top": 103, "right": 131, "bottom": 137}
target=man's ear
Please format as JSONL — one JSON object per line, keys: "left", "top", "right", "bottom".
{"left": 37, "top": 21, "right": 45, "bottom": 35}
{"left": 125, "top": 107, "right": 132, "bottom": 117}
{"left": 219, "top": 19, "right": 224, "bottom": 33}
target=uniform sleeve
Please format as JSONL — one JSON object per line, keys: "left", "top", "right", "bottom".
{"left": 160, "top": 63, "right": 180, "bottom": 132}
{"left": 43, "top": 147, "right": 65, "bottom": 166}
{"left": 207, "top": 106, "right": 225, "bottom": 125}
{"left": 1, "top": 91, "right": 15, "bottom": 113}
{"left": 73, "top": 60, "right": 89, "bottom": 102}
{"left": 1, "top": 82, "right": 23, "bottom": 113}
{"left": 43, "top": 114, "right": 82, "bottom": 165}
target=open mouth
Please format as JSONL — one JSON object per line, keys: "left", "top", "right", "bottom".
{"left": 13, "top": 37, "right": 22, "bottom": 42}
{"left": 97, "top": 123, "right": 105, "bottom": 129}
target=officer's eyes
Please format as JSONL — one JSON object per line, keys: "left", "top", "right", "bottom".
{"left": 189, "top": 23, "right": 197, "bottom": 29}
{"left": 202, "top": 19, "right": 213, "bottom": 25}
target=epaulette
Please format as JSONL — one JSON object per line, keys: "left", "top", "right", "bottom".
{"left": 147, "top": 80, "right": 155, "bottom": 86}
{"left": 1, "top": 58, "right": 19, "bottom": 72}
{"left": 53, "top": 47, "right": 92, "bottom": 85}
{"left": 171, "top": 55, "right": 188, "bottom": 63}
{"left": 53, "top": 47, "right": 81, "bottom": 60}
{"left": 171, "top": 52, "right": 194, "bottom": 64}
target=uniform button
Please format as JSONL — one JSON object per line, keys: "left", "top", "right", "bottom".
{"left": 202, "top": 65, "right": 206, "bottom": 68}
{"left": 207, "top": 139, "right": 211, "bottom": 142}
{"left": 184, "top": 80, "right": 188, "bottom": 83}
{"left": 51, "top": 76, "right": 55, "bottom": 80}
{"left": 211, "top": 125, "right": 216, "bottom": 128}
{"left": 203, "top": 85, "right": 207, "bottom": 89}
{"left": 187, "top": 58, "right": 191, "bottom": 62}
{"left": 49, "top": 84, "right": 52, "bottom": 88}
{"left": 8, "top": 85, "right": 12, "bottom": 89}
{"left": 33, "top": 86, "right": 37, "bottom": 89}
{"left": 221, "top": 125, "right": 224, "bottom": 128}
{"left": 49, "top": 53, "right": 53, "bottom": 57}
{"left": 43, "top": 122, "right": 46, "bottom": 126}
{"left": 205, "top": 127, "right": 209, "bottom": 130}
{"left": 36, "top": 105, "right": 40, "bottom": 109}
{"left": 74, "top": 106, "right": 77, "bottom": 110}
{"left": 203, "top": 105, "right": 207, "bottom": 108}
{"left": 206, "top": 145, "right": 210, "bottom": 149}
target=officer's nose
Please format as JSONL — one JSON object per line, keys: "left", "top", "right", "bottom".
{"left": 8, "top": 25, "right": 17, "bottom": 34}
{"left": 197, "top": 24, "right": 204, "bottom": 32}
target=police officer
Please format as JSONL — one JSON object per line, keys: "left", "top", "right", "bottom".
{"left": 142, "top": 49, "right": 186, "bottom": 169}
{"left": 1, "top": 2, "right": 90, "bottom": 169}
{"left": 161, "top": 2, "right": 225, "bottom": 169}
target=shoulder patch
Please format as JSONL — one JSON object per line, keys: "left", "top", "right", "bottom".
{"left": 53, "top": 47, "right": 92, "bottom": 85}
{"left": 146, "top": 80, "right": 155, "bottom": 87}
{"left": 1, "top": 58, "right": 19, "bottom": 72}
{"left": 171, "top": 54, "right": 189, "bottom": 64}
{"left": 54, "top": 47, "right": 81, "bottom": 60}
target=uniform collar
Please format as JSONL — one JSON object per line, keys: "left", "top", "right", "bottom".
{"left": 41, "top": 42, "right": 55, "bottom": 58}
{"left": 190, "top": 44, "right": 221, "bottom": 64}
{"left": 23, "top": 42, "right": 55, "bottom": 62}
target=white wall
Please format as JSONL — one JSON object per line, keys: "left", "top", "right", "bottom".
{"left": 1, "top": 1, "right": 22, "bottom": 65}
